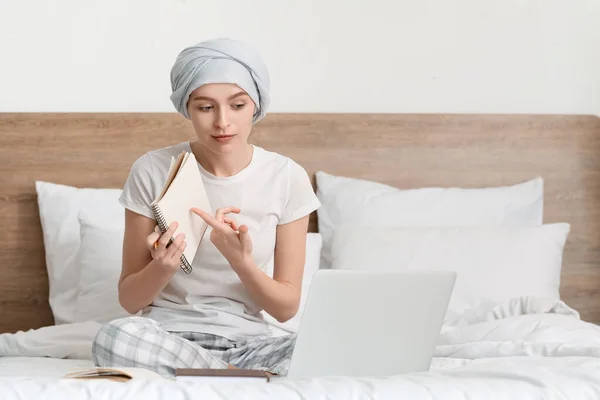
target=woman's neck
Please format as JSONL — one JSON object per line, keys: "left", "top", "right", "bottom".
{"left": 190, "top": 141, "right": 254, "bottom": 177}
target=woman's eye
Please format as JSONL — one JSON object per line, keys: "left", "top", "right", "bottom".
{"left": 198, "top": 105, "right": 213, "bottom": 111}
{"left": 233, "top": 103, "right": 246, "bottom": 110}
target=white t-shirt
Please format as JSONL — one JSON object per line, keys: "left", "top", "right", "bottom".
{"left": 118, "top": 141, "right": 321, "bottom": 341}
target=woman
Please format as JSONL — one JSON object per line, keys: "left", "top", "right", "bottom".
{"left": 92, "top": 38, "right": 320, "bottom": 377}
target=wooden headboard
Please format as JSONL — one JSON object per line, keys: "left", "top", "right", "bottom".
{"left": 1, "top": 113, "right": 599, "bottom": 333}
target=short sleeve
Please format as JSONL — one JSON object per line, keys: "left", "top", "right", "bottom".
{"left": 118, "top": 153, "right": 156, "bottom": 219}
{"left": 279, "top": 159, "right": 321, "bottom": 225}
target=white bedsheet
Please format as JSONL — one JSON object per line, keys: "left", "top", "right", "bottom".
{"left": 1, "top": 296, "right": 600, "bottom": 399}
{"left": 0, "top": 357, "right": 93, "bottom": 378}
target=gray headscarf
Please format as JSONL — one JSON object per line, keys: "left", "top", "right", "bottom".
{"left": 170, "top": 38, "right": 270, "bottom": 124}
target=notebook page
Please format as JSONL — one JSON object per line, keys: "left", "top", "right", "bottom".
{"left": 65, "top": 367, "right": 164, "bottom": 380}
{"left": 154, "top": 152, "right": 186, "bottom": 205}
{"left": 155, "top": 153, "right": 211, "bottom": 265}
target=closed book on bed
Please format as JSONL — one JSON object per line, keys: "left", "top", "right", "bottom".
{"left": 150, "top": 151, "right": 211, "bottom": 274}
{"left": 175, "top": 368, "right": 274, "bottom": 383}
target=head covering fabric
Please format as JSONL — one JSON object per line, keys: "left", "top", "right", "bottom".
{"left": 170, "top": 38, "right": 270, "bottom": 124}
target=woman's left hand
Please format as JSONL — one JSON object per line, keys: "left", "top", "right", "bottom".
{"left": 191, "top": 206, "right": 253, "bottom": 270}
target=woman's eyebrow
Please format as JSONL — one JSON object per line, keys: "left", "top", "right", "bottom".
{"left": 191, "top": 91, "right": 247, "bottom": 102}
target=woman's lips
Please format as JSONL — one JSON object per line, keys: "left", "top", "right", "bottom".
{"left": 212, "top": 134, "right": 236, "bottom": 143}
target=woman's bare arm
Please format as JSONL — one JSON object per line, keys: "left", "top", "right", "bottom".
{"left": 192, "top": 207, "right": 308, "bottom": 323}
{"left": 118, "top": 209, "right": 186, "bottom": 314}
{"left": 235, "top": 216, "right": 308, "bottom": 322}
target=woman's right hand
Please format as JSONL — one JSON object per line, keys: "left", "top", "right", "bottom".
{"left": 146, "top": 222, "right": 187, "bottom": 273}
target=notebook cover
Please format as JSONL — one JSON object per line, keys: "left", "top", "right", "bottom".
{"left": 175, "top": 368, "right": 274, "bottom": 381}
{"left": 151, "top": 151, "right": 211, "bottom": 272}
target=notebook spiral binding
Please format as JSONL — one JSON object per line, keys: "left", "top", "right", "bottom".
{"left": 150, "top": 203, "right": 193, "bottom": 274}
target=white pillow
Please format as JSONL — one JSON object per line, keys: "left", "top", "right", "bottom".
{"left": 330, "top": 223, "right": 569, "bottom": 314}
{"left": 261, "top": 234, "right": 323, "bottom": 335}
{"left": 316, "top": 172, "right": 544, "bottom": 269}
{"left": 73, "top": 210, "right": 130, "bottom": 323}
{"left": 35, "top": 181, "right": 122, "bottom": 325}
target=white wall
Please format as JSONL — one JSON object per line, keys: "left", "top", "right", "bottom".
{"left": 1, "top": 0, "right": 599, "bottom": 115}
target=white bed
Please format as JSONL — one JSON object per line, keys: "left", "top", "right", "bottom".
{"left": 0, "top": 358, "right": 94, "bottom": 379}
{"left": 2, "top": 298, "right": 600, "bottom": 399}
{"left": 1, "top": 357, "right": 600, "bottom": 400}
{"left": 2, "top": 112, "right": 600, "bottom": 399}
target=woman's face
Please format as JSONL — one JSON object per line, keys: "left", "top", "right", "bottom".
{"left": 187, "top": 83, "right": 255, "bottom": 154}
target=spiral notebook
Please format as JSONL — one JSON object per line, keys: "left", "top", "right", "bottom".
{"left": 150, "top": 150, "right": 211, "bottom": 274}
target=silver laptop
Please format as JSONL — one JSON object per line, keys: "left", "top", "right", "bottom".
{"left": 285, "top": 269, "right": 456, "bottom": 379}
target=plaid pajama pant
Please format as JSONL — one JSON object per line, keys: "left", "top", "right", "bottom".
{"left": 92, "top": 316, "right": 296, "bottom": 377}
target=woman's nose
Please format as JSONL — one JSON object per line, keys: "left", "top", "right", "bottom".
{"left": 214, "top": 109, "right": 231, "bottom": 129}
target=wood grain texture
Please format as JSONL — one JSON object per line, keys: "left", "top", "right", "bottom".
{"left": 0, "top": 112, "right": 599, "bottom": 334}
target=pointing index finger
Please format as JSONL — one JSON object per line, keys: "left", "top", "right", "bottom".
{"left": 191, "top": 208, "right": 226, "bottom": 232}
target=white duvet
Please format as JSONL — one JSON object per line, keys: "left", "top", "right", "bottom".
{"left": 1, "top": 296, "right": 600, "bottom": 399}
